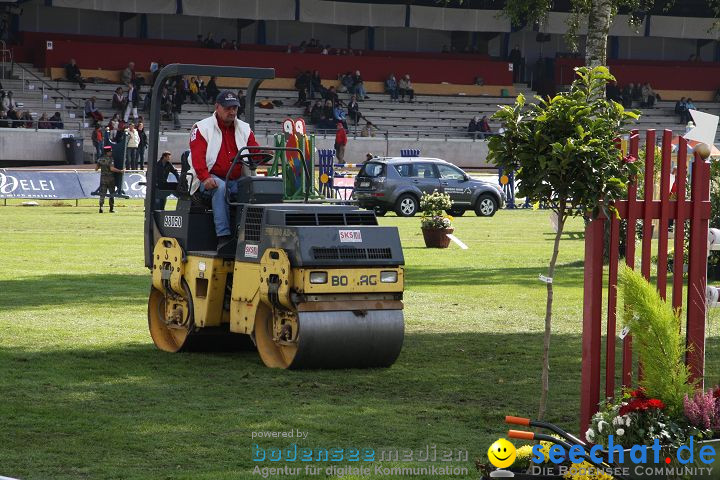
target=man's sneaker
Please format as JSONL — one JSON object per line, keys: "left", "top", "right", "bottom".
{"left": 109, "top": 208, "right": 115, "bottom": 213}
{"left": 99, "top": 208, "right": 103, "bottom": 213}
{"left": 90, "top": 188, "right": 100, "bottom": 196}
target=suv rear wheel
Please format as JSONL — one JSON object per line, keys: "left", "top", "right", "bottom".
{"left": 395, "top": 194, "right": 419, "bottom": 217}
{"left": 474, "top": 194, "right": 498, "bottom": 217}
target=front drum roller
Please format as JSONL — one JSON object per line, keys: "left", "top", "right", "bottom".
{"left": 254, "top": 305, "right": 404, "bottom": 369}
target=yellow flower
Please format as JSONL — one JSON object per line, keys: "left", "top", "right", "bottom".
{"left": 563, "top": 461, "right": 614, "bottom": 480}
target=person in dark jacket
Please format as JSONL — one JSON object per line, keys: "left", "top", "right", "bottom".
{"left": 206, "top": 76, "right": 220, "bottom": 104}
{"left": 65, "top": 58, "right": 85, "bottom": 89}
{"left": 137, "top": 122, "right": 148, "bottom": 170}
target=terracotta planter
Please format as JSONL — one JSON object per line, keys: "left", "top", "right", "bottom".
{"left": 421, "top": 227, "right": 454, "bottom": 248}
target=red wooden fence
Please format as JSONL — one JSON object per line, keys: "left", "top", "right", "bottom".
{"left": 580, "top": 129, "right": 712, "bottom": 432}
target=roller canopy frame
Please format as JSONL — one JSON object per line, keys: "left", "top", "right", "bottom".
{"left": 144, "top": 64, "right": 275, "bottom": 268}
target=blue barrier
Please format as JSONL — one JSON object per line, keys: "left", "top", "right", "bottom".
{"left": 317, "top": 149, "right": 335, "bottom": 198}
{"left": 400, "top": 149, "right": 420, "bottom": 157}
{"left": 0, "top": 169, "right": 148, "bottom": 199}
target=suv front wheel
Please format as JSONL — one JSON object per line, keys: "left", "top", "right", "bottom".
{"left": 474, "top": 194, "right": 498, "bottom": 217}
{"left": 395, "top": 194, "right": 419, "bottom": 217}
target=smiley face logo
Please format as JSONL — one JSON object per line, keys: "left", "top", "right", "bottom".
{"left": 487, "top": 438, "right": 516, "bottom": 469}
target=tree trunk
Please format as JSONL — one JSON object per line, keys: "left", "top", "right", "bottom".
{"left": 537, "top": 201, "right": 567, "bottom": 423}
{"left": 585, "top": 0, "right": 613, "bottom": 68}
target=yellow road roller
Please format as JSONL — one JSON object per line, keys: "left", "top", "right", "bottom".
{"left": 143, "top": 64, "right": 404, "bottom": 368}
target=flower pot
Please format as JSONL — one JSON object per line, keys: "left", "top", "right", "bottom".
{"left": 421, "top": 227, "right": 454, "bottom": 248}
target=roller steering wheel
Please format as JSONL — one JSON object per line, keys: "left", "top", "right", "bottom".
{"left": 234, "top": 151, "right": 275, "bottom": 171}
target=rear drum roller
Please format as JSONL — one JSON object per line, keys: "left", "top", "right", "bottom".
{"left": 148, "top": 281, "right": 194, "bottom": 352}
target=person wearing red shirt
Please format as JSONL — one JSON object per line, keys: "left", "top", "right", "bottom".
{"left": 334, "top": 122, "right": 347, "bottom": 163}
{"left": 189, "top": 90, "right": 260, "bottom": 248}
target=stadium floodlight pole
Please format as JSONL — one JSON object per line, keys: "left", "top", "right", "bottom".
{"left": 144, "top": 63, "right": 275, "bottom": 268}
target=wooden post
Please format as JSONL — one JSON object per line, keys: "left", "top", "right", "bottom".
{"left": 686, "top": 150, "right": 710, "bottom": 384}
{"left": 580, "top": 218, "right": 604, "bottom": 433}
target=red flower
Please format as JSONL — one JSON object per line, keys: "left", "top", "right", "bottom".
{"left": 619, "top": 397, "right": 665, "bottom": 415}
{"left": 645, "top": 399, "right": 666, "bottom": 410}
{"left": 712, "top": 386, "right": 720, "bottom": 399}
{"left": 630, "top": 387, "right": 647, "bottom": 399}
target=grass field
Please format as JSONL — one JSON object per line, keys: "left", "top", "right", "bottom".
{"left": 1, "top": 201, "right": 719, "bottom": 480}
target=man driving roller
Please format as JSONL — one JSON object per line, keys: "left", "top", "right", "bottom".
{"left": 189, "top": 89, "right": 261, "bottom": 249}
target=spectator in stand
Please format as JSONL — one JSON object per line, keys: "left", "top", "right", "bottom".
{"left": 204, "top": 33, "right": 218, "bottom": 49}
{"left": 137, "top": 122, "right": 148, "bottom": 170}
{"left": 219, "top": 38, "right": 228, "bottom": 49}
{"left": 294, "top": 70, "right": 310, "bottom": 107}
{"left": 321, "top": 99, "right": 335, "bottom": 130}
{"left": 20, "top": 110, "right": 33, "bottom": 128}
{"left": 231, "top": 40, "right": 239, "bottom": 50}
{"left": 207, "top": 76, "right": 219, "bottom": 104}
{"left": 631, "top": 83, "right": 642, "bottom": 105}
{"left": 126, "top": 123, "right": 140, "bottom": 170}
{"left": 339, "top": 72, "right": 353, "bottom": 94}
{"left": 196, "top": 34, "right": 204, "bottom": 47}
{"left": 641, "top": 82, "right": 657, "bottom": 108}
{"left": 333, "top": 101, "right": 348, "bottom": 130}
{"left": 65, "top": 58, "right": 85, "bottom": 90}
{"left": 124, "top": 83, "right": 139, "bottom": 123}
{"left": 352, "top": 71, "right": 368, "bottom": 100}
{"left": 508, "top": 45, "right": 523, "bottom": 83}
{"left": 84, "top": 96, "right": 103, "bottom": 122}
{"left": 7, "top": 106, "right": 19, "bottom": 128}
{"left": 478, "top": 115, "right": 492, "bottom": 139}
{"left": 334, "top": 122, "right": 347, "bottom": 162}
{"left": 160, "top": 86, "right": 173, "bottom": 120}
{"left": 172, "top": 84, "right": 184, "bottom": 129}
{"left": 2, "top": 90, "right": 16, "bottom": 112}
{"left": 189, "top": 76, "right": 203, "bottom": 104}
{"left": 92, "top": 124, "right": 104, "bottom": 160}
{"left": 323, "top": 86, "right": 340, "bottom": 106}
{"left": 0, "top": 110, "right": 8, "bottom": 128}
{"left": 467, "top": 115, "right": 479, "bottom": 138}
{"left": 0, "top": 90, "right": 6, "bottom": 112}
{"left": 361, "top": 120, "right": 375, "bottom": 138}
{"left": 606, "top": 80, "right": 622, "bottom": 104}
{"left": 399, "top": 74, "right": 414, "bottom": 103}
{"left": 385, "top": 74, "right": 399, "bottom": 102}
{"left": 236, "top": 89, "right": 246, "bottom": 116}
{"left": 310, "top": 70, "right": 323, "bottom": 99}
{"left": 196, "top": 77, "right": 208, "bottom": 104}
{"left": 309, "top": 100, "right": 323, "bottom": 125}
{"left": 50, "top": 112, "right": 63, "bottom": 129}
{"left": 347, "top": 95, "right": 361, "bottom": 125}
{"left": 321, "top": 45, "right": 329, "bottom": 55}
{"left": 298, "top": 41, "right": 307, "bottom": 53}
{"left": 112, "top": 87, "right": 126, "bottom": 115}
{"left": 683, "top": 98, "right": 696, "bottom": 124}
{"left": 37, "top": 113, "right": 52, "bottom": 129}
{"left": 675, "top": 97, "right": 687, "bottom": 122}
{"left": 121, "top": 62, "right": 136, "bottom": 86}
{"left": 108, "top": 114, "right": 120, "bottom": 140}
{"left": 622, "top": 83, "right": 633, "bottom": 108}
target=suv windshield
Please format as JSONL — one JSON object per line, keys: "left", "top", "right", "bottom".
{"left": 360, "top": 162, "right": 385, "bottom": 177}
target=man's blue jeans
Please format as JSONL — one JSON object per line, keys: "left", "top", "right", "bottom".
{"left": 199, "top": 174, "right": 239, "bottom": 237}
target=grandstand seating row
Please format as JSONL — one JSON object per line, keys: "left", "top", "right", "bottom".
{"left": 2, "top": 62, "right": 719, "bottom": 158}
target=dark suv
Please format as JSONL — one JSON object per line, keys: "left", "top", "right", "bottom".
{"left": 354, "top": 157, "right": 505, "bottom": 217}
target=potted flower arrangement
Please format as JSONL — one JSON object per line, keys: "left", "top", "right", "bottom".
{"left": 420, "top": 190, "right": 454, "bottom": 248}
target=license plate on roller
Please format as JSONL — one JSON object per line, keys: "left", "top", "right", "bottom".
{"left": 360, "top": 182, "right": 370, "bottom": 187}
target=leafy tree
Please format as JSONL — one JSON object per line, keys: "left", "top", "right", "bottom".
{"left": 487, "top": 66, "right": 640, "bottom": 421}
{"left": 501, "top": 1, "right": 720, "bottom": 67}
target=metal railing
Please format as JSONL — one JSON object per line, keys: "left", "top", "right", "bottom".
{"left": 13, "top": 61, "right": 80, "bottom": 110}
{"left": 0, "top": 40, "right": 11, "bottom": 80}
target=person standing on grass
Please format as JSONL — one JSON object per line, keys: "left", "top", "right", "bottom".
{"left": 96, "top": 145, "right": 124, "bottom": 213}
{"left": 125, "top": 123, "right": 140, "bottom": 170}
{"left": 334, "top": 122, "right": 347, "bottom": 163}
{"left": 137, "top": 122, "right": 148, "bottom": 170}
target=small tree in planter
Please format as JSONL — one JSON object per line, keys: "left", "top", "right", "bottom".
{"left": 488, "top": 66, "right": 640, "bottom": 422}
{"left": 420, "top": 191, "right": 453, "bottom": 248}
